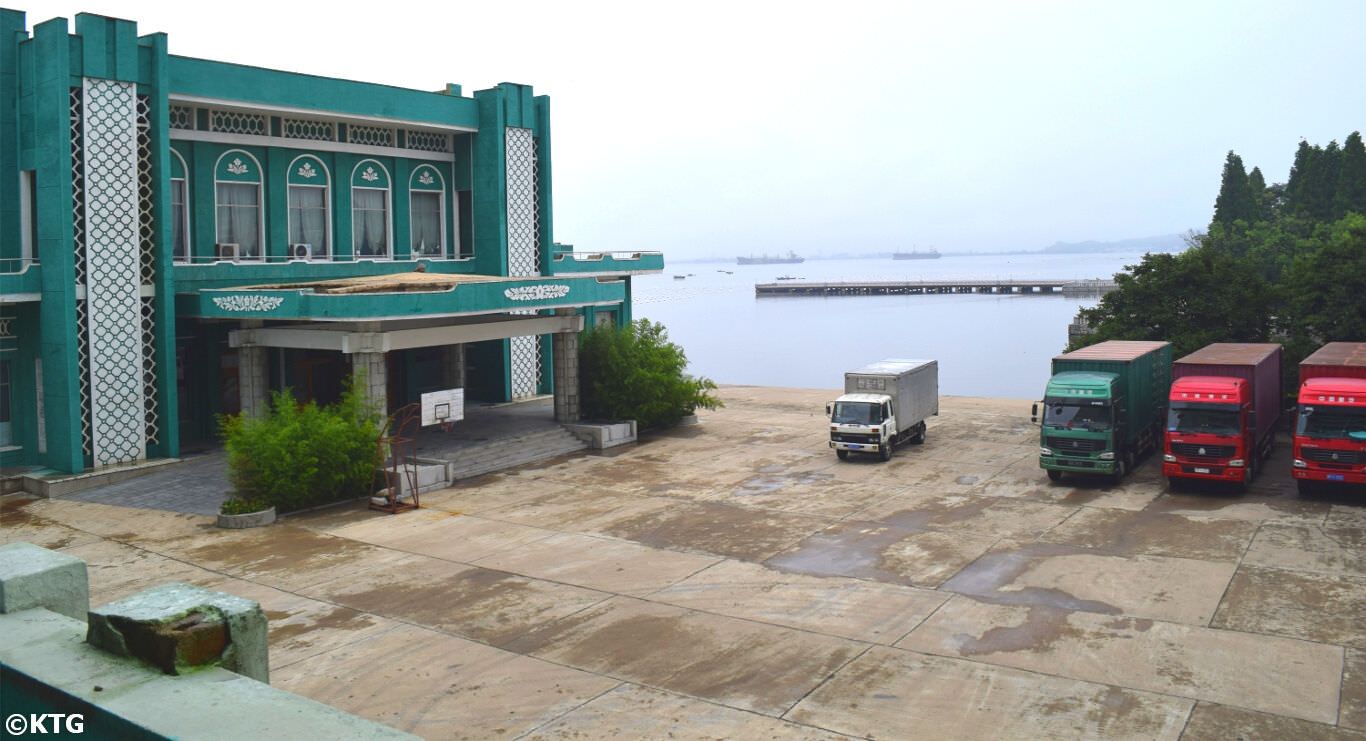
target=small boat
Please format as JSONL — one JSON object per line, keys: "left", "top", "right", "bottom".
{"left": 775, "top": 275, "right": 799, "bottom": 281}
{"left": 673, "top": 275, "right": 686, "bottom": 280}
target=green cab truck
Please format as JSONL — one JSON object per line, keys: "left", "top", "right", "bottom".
{"left": 1033, "top": 340, "right": 1173, "bottom": 483}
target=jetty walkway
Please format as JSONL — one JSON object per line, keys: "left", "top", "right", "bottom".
{"left": 755, "top": 278, "right": 1117, "bottom": 297}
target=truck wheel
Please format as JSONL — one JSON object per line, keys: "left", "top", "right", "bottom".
{"left": 910, "top": 423, "right": 926, "bottom": 444}
{"left": 879, "top": 443, "right": 892, "bottom": 462}
{"left": 836, "top": 449, "right": 849, "bottom": 461}
{"left": 1166, "top": 476, "right": 1181, "bottom": 492}
{"left": 1110, "top": 458, "right": 1127, "bottom": 486}
{"left": 1296, "top": 480, "right": 1314, "bottom": 497}
{"left": 1046, "top": 469, "right": 1062, "bottom": 482}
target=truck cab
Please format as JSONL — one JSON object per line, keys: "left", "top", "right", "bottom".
{"left": 1292, "top": 378, "right": 1366, "bottom": 489}
{"left": 1164, "top": 377, "right": 1255, "bottom": 484}
{"left": 1037, "top": 372, "right": 1124, "bottom": 480}
{"left": 829, "top": 393, "right": 895, "bottom": 461}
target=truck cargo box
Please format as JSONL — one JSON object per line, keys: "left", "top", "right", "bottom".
{"left": 845, "top": 359, "right": 939, "bottom": 434}
{"left": 1173, "top": 343, "right": 1282, "bottom": 448}
{"left": 1300, "top": 342, "right": 1366, "bottom": 382}
{"left": 1052, "top": 341, "right": 1172, "bottom": 442}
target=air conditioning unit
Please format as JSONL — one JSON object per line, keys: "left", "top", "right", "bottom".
{"left": 291, "top": 243, "right": 314, "bottom": 260}
{"left": 215, "top": 243, "right": 240, "bottom": 261}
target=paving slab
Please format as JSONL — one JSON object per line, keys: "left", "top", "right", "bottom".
{"left": 61, "top": 539, "right": 223, "bottom": 605}
{"left": 1241, "top": 523, "right": 1366, "bottom": 579}
{"left": 939, "top": 542, "right": 1235, "bottom": 625}
{"left": 272, "top": 623, "right": 618, "bottom": 740}
{"left": 849, "top": 492, "right": 1076, "bottom": 541}
{"left": 308, "top": 553, "right": 609, "bottom": 647}
{"left": 765, "top": 519, "right": 999, "bottom": 587}
{"left": 0, "top": 495, "right": 103, "bottom": 550}
{"left": 504, "top": 596, "right": 863, "bottom": 716}
{"left": 786, "top": 646, "right": 1192, "bottom": 740}
{"left": 1213, "top": 564, "right": 1366, "bottom": 649}
{"left": 525, "top": 684, "right": 849, "bottom": 740}
{"left": 602, "top": 500, "right": 833, "bottom": 562}
{"left": 1345, "top": 649, "right": 1366, "bottom": 732}
{"left": 325, "top": 510, "right": 558, "bottom": 563}
{"left": 651, "top": 559, "right": 948, "bottom": 643}
{"left": 1040, "top": 507, "right": 1259, "bottom": 561}
{"left": 972, "top": 460, "right": 1163, "bottom": 511}
{"left": 473, "top": 531, "right": 720, "bottom": 597}
{"left": 482, "top": 488, "right": 677, "bottom": 534}
{"left": 1178, "top": 702, "right": 1366, "bottom": 741}
{"left": 898, "top": 595, "right": 1343, "bottom": 723}
{"left": 705, "top": 470, "right": 901, "bottom": 519}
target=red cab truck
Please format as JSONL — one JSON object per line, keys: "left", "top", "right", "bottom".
{"left": 1163, "top": 343, "right": 1282, "bottom": 488}
{"left": 1292, "top": 342, "right": 1366, "bottom": 494}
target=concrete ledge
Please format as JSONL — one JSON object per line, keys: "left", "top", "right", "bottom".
{"left": 566, "top": 421, "right": 638, "bottom": 449}
{"left": 0, "top": 608, "right": 415, "bottom": 739}
{"left": 0, "top": 542, "right": 90, "bottom": 621}
{"left": 20, "top": 458, "right": 182, "bottom": 498}
{"left": 88, "top": 583, "right": 269, "bottom": 683}
{"left": 216, "top": 506, "right": 277, "bottom": 529}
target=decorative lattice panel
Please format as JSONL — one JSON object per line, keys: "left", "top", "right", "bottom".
{"left": 509, "top": 335, "right": 542, "bottom": 400}
{"left": 348, "top": 124, "right": 394, "bottom": 147}
{"left": 82, "top": 78, "right": 146, "bottom": 466}
{"left": 405, "top": 129, "right": 451, "bottom": 153}
{"left": 136, "top": 95, "right": 155, "bottom": 286}
{"left": 505, "top": 127, "right": 539, "bottom": 277}
{"left": 210, "top": 109, "right": 267, "bottom": 136}
{"left": 141, "top": 297, "right": 158, "bottom": 446}
{"left": 283, "top": 118, "right": 336, "bottom": 142}
{"left": 70, "top": 88, "right": 85, "bottom": 286}
{"left": 168, "top": 104, "right": 195, "bottom": 130}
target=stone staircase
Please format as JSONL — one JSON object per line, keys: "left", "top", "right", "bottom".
{"left": 441, "top": 426, "right": 590, "bottom": 481}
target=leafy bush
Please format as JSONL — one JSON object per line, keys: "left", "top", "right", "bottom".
{"left": 579, "top": 319, "right": 722, "bottom": 430}
{"left": 219, "top": 381, "right": 382, "bottom": 514}
{"left": 220, "top": 497, "right": 270, "bottom": 515}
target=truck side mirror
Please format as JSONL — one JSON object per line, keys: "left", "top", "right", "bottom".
{"left": 1030, "top": 402, "right": 1038, "bottom": 423}
{"left": 825, "top": 403, "right": 832, "bottom": 416}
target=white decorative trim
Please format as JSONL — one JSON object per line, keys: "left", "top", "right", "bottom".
{"left": 170, "top": 128, "right": 455, "bottom": 163}
{"left": 361, "top": 166, "right": 380, "bottom": 182}
{"left": 168, "top": 95, "right": 478, "bottom": 133}
{"left": 297, "top": 161, "right": 318, "bottom": 179}
{"left": 504, "top": 284, "right": 570, "bottom": 301}
{"left": 212, "top": 295, "right": 285, "bottom": 312}
{"left": 226, "top": 157, "right": 249, "bottom": 176}
{"left": 418, "top": 171, "right": 434, "bottom": 186}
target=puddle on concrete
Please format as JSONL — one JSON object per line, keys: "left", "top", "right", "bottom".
{"left": 734, "top": 471, "right": 834, "bottom": 496}
{"left": 955, "top": 476, "right": 980, "bottom": 485}
{"left": 764, "top": 523, "right": 912, "bottom": 583}
{"left": 941, "top": 543, "right": 1121, "bottom": 614}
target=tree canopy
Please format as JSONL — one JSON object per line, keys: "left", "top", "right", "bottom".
{"left": 1073, "top": 131, "right": 1366, "bottom": 384}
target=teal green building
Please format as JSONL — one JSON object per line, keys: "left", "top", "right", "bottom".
{"left": 0, "top": 10, "right": 663, "bottom": 474}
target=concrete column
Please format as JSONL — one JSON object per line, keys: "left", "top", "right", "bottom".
{"left": 552, "top": 316, "right": 579, "bottom": 423}
{"left": 351, "top": 351, "right": 387, "bottom": 417}
{"left": 238, "top": 345, "right": 268, "bottom": 419}
{"left": 442, "top": 344, "right": 465, "bottom": 389}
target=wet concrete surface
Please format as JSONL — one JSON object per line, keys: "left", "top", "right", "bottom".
{"left": 4, "top": 386, "right": 1364, "bottom": 739}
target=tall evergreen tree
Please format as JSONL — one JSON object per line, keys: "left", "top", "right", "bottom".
{"left": 1285, "top": 139, "right": 1314, "bottom": 213}
{"left": 1212, "top": 151, "right": 1257, "bottom": 226}
{"left": 1247, "top": 166, "right": 1269, "bottom": 221}
{"left": 1335, "top": 131, "right": 1366, "bottom": 217}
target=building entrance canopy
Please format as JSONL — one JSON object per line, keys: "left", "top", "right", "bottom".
{"left": 228, "top": 313, "right": 584, "bottom": 354}
{"left": 178, "top": 272, "right": 625, "bottom": 322}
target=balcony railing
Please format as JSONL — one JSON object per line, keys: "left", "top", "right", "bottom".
{"left": 548, "top": 251, "right": 664, "bottom": 275}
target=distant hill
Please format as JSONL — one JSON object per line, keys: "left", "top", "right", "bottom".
{"left": 1041, "top": 233, "right": 1190, "bottom": 254}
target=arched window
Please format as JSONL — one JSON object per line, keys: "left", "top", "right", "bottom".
{"left": 351, "top": 160, "right": 391, "bottom": 258}
{"left": 214, "top": 150, "right": 263, "bottom": 259}
{"left": 169, "top": 149, "right": 191, "bottom": 262}
{"left": 409, "top": 164, "right": 446, "bottom": 258}
{"left": 287, "top": 155, "right": 330, "bottom": 260}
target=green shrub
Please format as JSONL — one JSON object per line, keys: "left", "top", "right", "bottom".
{"left": 219, "top": 496, "right": 270, "bottom": 515}
{"left": 219, "top": 381, "right": 382, "bottom": 514}
{"left": 579, "top": 319, "right": 722, "bottom": 430}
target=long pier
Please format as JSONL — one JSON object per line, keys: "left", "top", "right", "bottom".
{"left": 754, "top": 278, "right": 1117, "bottom": 298}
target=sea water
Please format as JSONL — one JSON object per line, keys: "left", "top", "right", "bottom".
{"left": 633, "top": 252, "right": 1153, "bottom": 399}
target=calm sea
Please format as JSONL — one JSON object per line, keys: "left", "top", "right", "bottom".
{"left": 633, "top": 252, "right": 1153, "bottom": 399}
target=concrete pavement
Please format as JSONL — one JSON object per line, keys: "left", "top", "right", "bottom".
{"left": 3, "top": 386, "right": 1364, "bottom": 739}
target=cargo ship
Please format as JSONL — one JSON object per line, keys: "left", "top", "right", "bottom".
{"left": 737, "top": 251, "right": 804, "bottom": 265}
{"left": 892, "top": 248, "right": 941, "bottom": 260}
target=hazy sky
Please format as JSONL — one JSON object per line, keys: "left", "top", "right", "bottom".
{"left": 17, "top": 1, "right": 1366, "bottom": 257}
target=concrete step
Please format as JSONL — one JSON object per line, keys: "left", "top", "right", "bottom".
{"left": 446, "top": 427, "right": 588, "bottom": 480}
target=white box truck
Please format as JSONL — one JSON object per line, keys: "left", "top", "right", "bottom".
{"left": 828, "top": 359, "right": 939, "bottom": 461}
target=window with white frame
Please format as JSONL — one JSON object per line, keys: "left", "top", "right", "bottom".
{"left": 214, "top": 151, "right": 263, "bottom": 259}
{"left": 410, "top": 165, "right": 445, "bottom": 258}
{"left": 288, "top": 155, "right": 330, "bottom": 259}
{"left": 352, "top": 160, "right": 391, "bottom": 258}
{"left": 170, "top": 150, "right": 190, "bottom": 261}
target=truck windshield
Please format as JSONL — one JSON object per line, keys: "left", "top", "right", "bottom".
{"left": 832, "top": 402, "right": 883, "bottom": 425}
{"left": 1168, "top": 403, "right": 1240, "bottom": 435}
{"left": 1042, "top": 400, "right": 1111, "bottom": 431}
{"left": 1297, "top": 405, "right": 1366, "bottom": 440}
